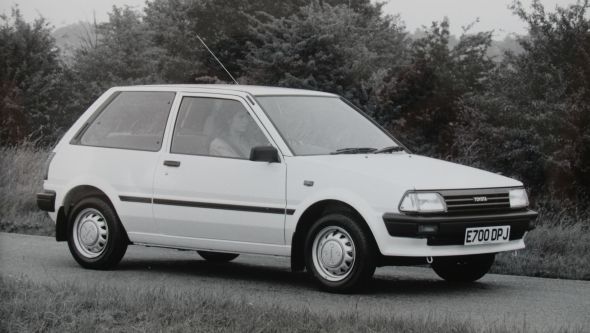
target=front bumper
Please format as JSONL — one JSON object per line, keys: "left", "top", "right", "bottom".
{"left": 383, "top": 210, "right": 537, "bottom": 246}
{"left": 36, "top": 190, "right": 56, "bottom": 212}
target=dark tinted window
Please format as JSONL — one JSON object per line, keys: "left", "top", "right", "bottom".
{"left": 81, "top": 91, "right": 175, "bottom": 151}
{"left": 171, "top": 97, "right": 269, "bottom": 158}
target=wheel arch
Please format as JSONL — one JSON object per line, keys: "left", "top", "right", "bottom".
{"left": 290, "top": 199, "right": 377, "bottom": 272}
{"left": 56, "top": 185, "right": 126, "bottom": 242}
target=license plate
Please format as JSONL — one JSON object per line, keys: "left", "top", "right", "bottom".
{"left": 464, "top": 226, "right": 510, "bottom": 245}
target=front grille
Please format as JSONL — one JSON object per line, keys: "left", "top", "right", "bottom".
{"left": 440, "top": 188, "right": 511, "bottom": 215}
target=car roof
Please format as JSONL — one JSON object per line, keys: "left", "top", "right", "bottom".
{"left": 115, "top": 84, "right": 337, "bottom": 97}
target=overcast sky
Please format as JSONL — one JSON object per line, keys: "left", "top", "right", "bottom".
{"left": 1, "top": 0, "right": 579, "bottom": 39}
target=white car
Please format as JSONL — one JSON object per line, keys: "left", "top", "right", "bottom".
{"left": 37, "top": 85, "right": 537, "bottom": 292}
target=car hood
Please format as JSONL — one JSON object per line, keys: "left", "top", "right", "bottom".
{"left": 294, "top": 153, "right": 522, "bottom": 190}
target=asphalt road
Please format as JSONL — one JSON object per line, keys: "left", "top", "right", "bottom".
{"left": 1, "top": 232, "right": 589, "bottom": 332}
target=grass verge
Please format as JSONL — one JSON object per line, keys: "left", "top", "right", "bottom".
{"left": 0, "top": 276, "right": 581, "bottom": 333}
{"left": 1, "top": 144, "right": 589, "bottom": 280}
{"left": 493, "top": 222, "right": 590, "bottom": 280}
{"left": 0, "top": 144, "right": 53, "bottom": 236}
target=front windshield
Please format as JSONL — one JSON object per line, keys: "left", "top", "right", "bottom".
{"left": 256, "top": 96, "right": 399, "bottom": 155}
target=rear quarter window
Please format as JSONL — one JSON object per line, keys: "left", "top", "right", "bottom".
{"left": 79, "top": 91, "right": 175, "bottom": 151}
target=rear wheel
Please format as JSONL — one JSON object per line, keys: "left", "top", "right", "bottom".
{"left": 431, "top": 253, "right": 495, "bottom": 283}
{"left": 67, "top": 197, "right": 128, "bottom": 269}
{"left": 304, "top": 212, "right": 376, "bottom": 293}
{"left": 198, "top": 251, "right": 239, "bottom": 262}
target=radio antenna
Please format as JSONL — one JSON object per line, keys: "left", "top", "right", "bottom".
{"left": 196, "top": 35, "right": 239, "bottom": 85}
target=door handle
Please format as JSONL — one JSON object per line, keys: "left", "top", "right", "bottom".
{"left": 163, "top": 160, "right": 181, "bottom": 167}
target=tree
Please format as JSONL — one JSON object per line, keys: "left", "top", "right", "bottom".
{"left": 376, "top": 19, "right": 494, "bottom": 157}
{"left": 0, "top": 8, "right": 70, "bottom": 145}
{"left": 142, "top": 0, "right": 311, "bottom": 82}
{"left": 143, "top": 0, "right": 378, "bottom": 83}
{"left": 242, "top": 3, "right": 407, "bottom": 109}
{"left": 70, "top": 6, "right": 162, "bottom": 108}
{"left": 462, "top": 0, "right": 590, "bottom": 199}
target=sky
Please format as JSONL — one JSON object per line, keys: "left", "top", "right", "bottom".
{"left": 0, "top": 0, "right": 579, "bottom": 39}
{"left": 381, "top": 0, "right": 576, "bottom": 39}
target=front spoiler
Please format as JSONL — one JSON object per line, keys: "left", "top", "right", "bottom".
{"left": 383, "top": 210, "right": 538, "bottom": 246}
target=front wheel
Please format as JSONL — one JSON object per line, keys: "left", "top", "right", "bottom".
{"left": 67, "top": 197, "right": 128, "bottom": 269}
{"left": 304, "top": 212, "right": 376, "bottom": 293}
{"left": 431, "top": 253, "right": 495, "bottom": 283}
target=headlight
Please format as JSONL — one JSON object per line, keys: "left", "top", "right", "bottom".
{"left": 399, "top": 192, "right": 446, "bottom": 213}
{"left": 509, "top": 188, "right": 529, "bottom": 208}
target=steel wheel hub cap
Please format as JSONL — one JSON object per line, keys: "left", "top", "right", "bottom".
{"left": 80, "top": 221, "right": 99, "bottom": 245}
{"left": 312, "top": 226, "right": 355, "bottom": 282}
{"left": 73, "top": 208, "right": 108, "bottom": 258}
{"left": 320, "top": 240, "right": 344, "bottom": 268}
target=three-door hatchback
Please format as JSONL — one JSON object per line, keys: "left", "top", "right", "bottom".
{"left": 37, "top": 85, "right": 537, "bottom": 292}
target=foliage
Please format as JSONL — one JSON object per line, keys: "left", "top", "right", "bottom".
{"left": 376, "top": 19, "right": 494, "bottom": 157}
{"left": 0, "top": 8, "right": 71, "bottom": 145}
{"left": 0, "top": 144, "right": 53, "bottom": 236}
{"left": 460, "top": 0, "right": 590, "bottom": 200}
{"left": 69, "top": 6, "right": 163, "bottom": 111}
{"left": 142, "top": 0, "right": 376, "bottom": 82}
{"left": 243, "top": 4, "right": 407, "bottom": 109}
{"left": 493, "top": 220, "right": 590, "bottom": 280}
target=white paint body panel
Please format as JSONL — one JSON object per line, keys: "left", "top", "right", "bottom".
{"left": 50, "top": 145, "right": 159, "bottom": 234}
{"left": 153, "top": 153, "right": 286, "bottom": 245}
{"left": 44, "top": 84, "right": 528, "bottom": 259}
{"left": 283, "top": 154, "right": 525, "bottom": 256}
{"left": 151, "top": 92, "right": 287, "bottom": 247}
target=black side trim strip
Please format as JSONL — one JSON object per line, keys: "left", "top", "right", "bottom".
{"left": 153, "top": 198, "right": 294, "bottom": 215}
{"left": 119, "top": 196, "right": 152, "bottom": 203}
{"left": 119, "top": 195, "right": 295, "bottom": 215}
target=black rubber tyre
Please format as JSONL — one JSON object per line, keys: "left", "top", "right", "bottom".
{"left": 198, "top": 251, "right": 239, "bottom": 262}
{"left": 432, "top": 253, "right": 495, "bottom": 283}
{"left": 67, "top": 197, "right": 128, "bottom": 269}
{"left": 304, "top": 211, "right": 376, "bottom": 293}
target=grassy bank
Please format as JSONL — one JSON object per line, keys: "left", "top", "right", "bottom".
{"left": 0, "top": 144, "right": 53, "bottom": 236}
{"left": 1, "top": 145, "right": 588, "bottom": 280}
{"left": 1, "top": 276, "right": 582, "bottom": 333}
{"left": 493, "top": 222, "right": 590, "bottom": 280}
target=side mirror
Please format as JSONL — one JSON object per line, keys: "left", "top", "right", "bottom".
{"left": 250, "top": 146, "right": 280, "bottom": 163}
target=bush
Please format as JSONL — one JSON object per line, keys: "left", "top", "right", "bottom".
{"left": 0, "top": 144, "right": 53, "bottom": 236}
{"left": 0, "top": 8, "right": 72, "bottom": 145}
{"left": 458, "top": 0, "right": 590, "bottom": 202}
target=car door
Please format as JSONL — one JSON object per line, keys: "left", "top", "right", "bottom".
{"left": 152, "top": 93, "right": 287, "bottom": 250}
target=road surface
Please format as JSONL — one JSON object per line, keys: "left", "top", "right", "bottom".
{"left": 1, "top": 233, "right": 589, "bottom": 332}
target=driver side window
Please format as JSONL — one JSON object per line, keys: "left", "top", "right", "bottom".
{"left": 171, "top": 97, "right": 270, "bottom": 159}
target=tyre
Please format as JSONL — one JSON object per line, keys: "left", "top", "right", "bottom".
{"left": 431, "top": 253, "right": 495, "bottom": 283}
{"left": 304, "top": 211, "right": 376, "bottom": 293}
{"left": 198, "top": 251, "right": 239, "bottom": 262}
{"left": 67, "top": 197, "right": 128, "bottom": 269}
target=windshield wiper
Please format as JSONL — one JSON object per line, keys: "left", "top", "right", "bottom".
{"left": 373, "top": 146, "right": 405, "bottom": 154}
{"left": 330, "top": 147, "right": 377, "bottom": 155}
